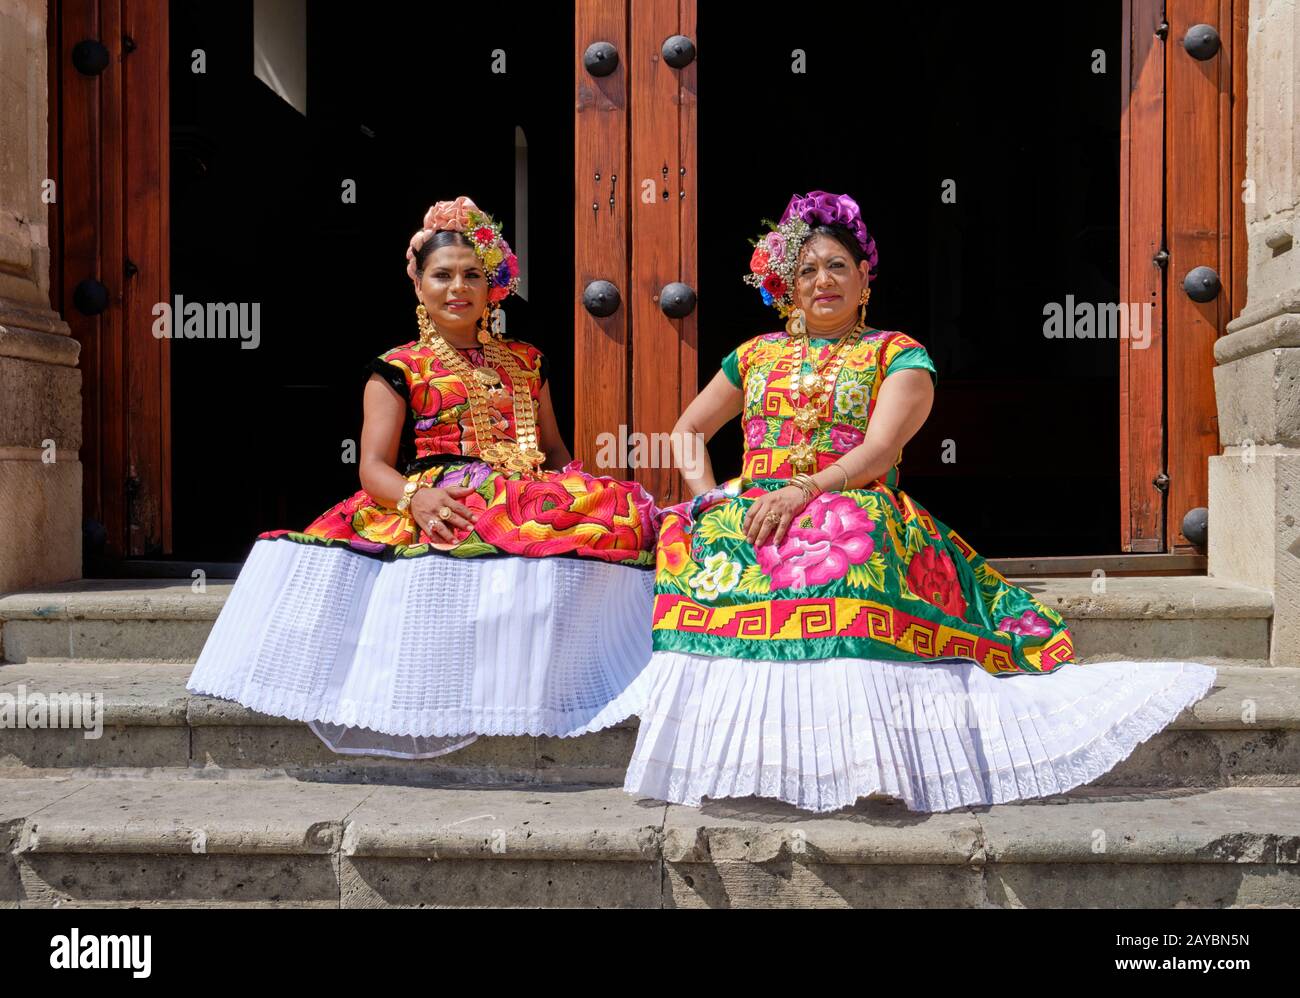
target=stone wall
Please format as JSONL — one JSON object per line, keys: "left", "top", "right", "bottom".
{"left": 0, "top": 0, "right": 81, "bottom": 592}
{"left": 1209, "top": 0, "right": 1300, "bottom": 664}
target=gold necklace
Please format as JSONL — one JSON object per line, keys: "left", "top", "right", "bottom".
{"left": 425, "top": 333, "right": 545, "bottom": 477}
{"left": 416, "top": 303, "right": 502, "bottom": 389}
{"left": 788, "top": 321, "right": 866, "bottom": 472}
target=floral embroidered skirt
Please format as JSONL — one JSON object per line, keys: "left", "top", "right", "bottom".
{"left": 186, "top": 458, "right": 659, "bottom": 760}
{"left": 623, "top": 476, "right": 1218, "bottom": 812}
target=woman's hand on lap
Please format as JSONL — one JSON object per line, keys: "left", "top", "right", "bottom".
{"left": 410, "top": 484, "right": 479, "bottom": 542}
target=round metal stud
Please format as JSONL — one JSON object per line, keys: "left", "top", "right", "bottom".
{"left": 73, "top": 278, "right": 110, "bottom": 316}
{"left": 582, "top": 279, "right": 621, "bottom": 317}
{"left": 658, "top": 282, "right": 697, "bottom": 318}
{"left": 1183, "top": 23, "right": 1221, "bottom": 60}
{"left": 583, "top": 41, "right": 619, "bottom": 77}
{"left": 1181, "top": 507, "right": 1208, "bottom": 552}
{"left": 661, "top": 35, "right": 696, "bottom": 68}
{"left": 1182, "top": 266, "right": 1221, "bottom": 303}
{"left": 71, "top": 39, "right": 111, "bottom": 75}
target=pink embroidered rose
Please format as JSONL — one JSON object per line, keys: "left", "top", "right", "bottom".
{"left": 830, "top": 424, "right": 864, "bottom": 452}
{"left": 755, "top": 494, "right": 876, "bottom": 589}
{"left": 745, "top": 417, "right": 767, "bottom": 448}
{"left": 998, "top": 610, "right": 1054, "bottom": 637}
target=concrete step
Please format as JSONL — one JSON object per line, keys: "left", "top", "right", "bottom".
{"left": 0, "top": 575, "right": 1279, "bottom": 664}
{"left": 2, "top": 660, "right": 1297, "bottom": 790}
{"left": 2, "top": 776, "right": 1296, "bottom": 907}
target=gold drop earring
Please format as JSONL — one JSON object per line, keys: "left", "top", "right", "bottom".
{"left": 477, "top": 304, "right": 507, "bottom": 344}
{"left": 786, "top": 303, "right": 807, "bottom": 340}
{"left": 416, "top": 302, "right": 437, "bottom": 346}
{"left": 858, "top": 286, "right": 871, "bottom": 327}
{"left": 478, "top": 303, "right": 506, "bottom": 343}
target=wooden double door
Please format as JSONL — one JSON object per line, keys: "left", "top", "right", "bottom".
{"left": 48, "top": 0, "right": 1243, "bottom": 568}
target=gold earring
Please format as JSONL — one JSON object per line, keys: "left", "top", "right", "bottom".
{"left": 858, "top": 287, "right": 871, "bottom": 327}
{"left": 785, "top": 305, "right": 807, "bottom": 339}
{"left": 416, "top": 303, "right": 437, "bottom": 346}
{"left": 477, "top": 304, "right": 506, "bottom": 345}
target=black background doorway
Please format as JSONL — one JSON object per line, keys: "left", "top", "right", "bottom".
{"left": 170, "top": 1, "right": 574, "bottom": 562}
{"left": 697, "top": 1, "right": 1122, "bottom": 557}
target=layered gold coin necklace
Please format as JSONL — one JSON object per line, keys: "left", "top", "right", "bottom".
{"left": 416, "top": 303, "right": 545, "bottom": 476}
{"left": 787, "top": 320, "right": 866, "bottom": 474}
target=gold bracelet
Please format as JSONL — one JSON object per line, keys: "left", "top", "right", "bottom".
{"left": 395, "top": 479, "right": 420, "bottom": 515}
{"left": 828, "top": 464, "right": 850, "bottom": 491}
{"left": 791, "top": 472, "right": 822, "bottom": 503}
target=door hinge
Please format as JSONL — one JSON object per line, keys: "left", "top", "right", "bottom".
{"left": 122, "top": 34, "right": 137, "bottom": 55}
{"left": 1153, "top": 248, "right": 1169, "bottom": 268}
{"left": 1155, "top": 20, "right": 1169, "bottom": 40}
{"left": 1153, "top": 471, "right": 1170, "bottom": 493}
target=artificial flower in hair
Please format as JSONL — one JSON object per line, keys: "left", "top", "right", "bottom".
{"left": 742, "top": 190, "right": 878, "bottom": 316}
{"left": 405, "top": 195, "right": 521, "bottom": 302}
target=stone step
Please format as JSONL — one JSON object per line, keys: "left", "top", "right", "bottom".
{"left": 2, "top": 776, "right": 1296, "bottom": 907}
{"left": 2, "top": 660, "right": 1297, "bottom": 790}
{"left": 0, "top": 575, "right": 1279, "bottom": 664}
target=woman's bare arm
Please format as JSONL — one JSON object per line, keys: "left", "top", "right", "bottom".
{"left": 357, "top": 374, "right": 413, "bottom": 506}
{"left": 822, "top": 368, "right": 933, "bottom": 489}
{"left": 671, "top": 369, "right": 744, "bottom": 497}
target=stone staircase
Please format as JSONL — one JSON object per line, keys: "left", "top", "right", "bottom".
{"left": 1, "top": 574, "right": 1297, "bottom": 908}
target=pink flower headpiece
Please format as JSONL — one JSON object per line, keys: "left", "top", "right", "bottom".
{"left": 405, "top": 195, "right": 521, "bottom": 304}
{"left": 742, "top": 190, "right": 879, "bottom": 317}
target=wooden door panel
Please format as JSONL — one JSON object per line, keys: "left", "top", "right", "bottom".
{"left": 1120, "top": 0, "right": 1167, "bottom": 552}
{"left": 574, "top": 0, "right": 631, "bottom": 470}
{"left": 1166, "top": 0, "right": 1231, "bottom": 549}
{"left": 630, "top": 0, "right": 693, "bottom": 506}
{"left": 1121, "top": 0, "right": 1242, "bottom": 553}
{"left": 52, "top": 0, "right": 170, "bottom": 561}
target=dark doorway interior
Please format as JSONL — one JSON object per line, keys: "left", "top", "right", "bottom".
{"left": 697, "top": 2, "right": 1123, "bottom": 557}
{"left": 169, "top": 1, "right": 574, "bottom": 563}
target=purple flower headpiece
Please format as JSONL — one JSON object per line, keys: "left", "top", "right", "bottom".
{"left": 742, "top": 190, "right": 879, "bottom": 317}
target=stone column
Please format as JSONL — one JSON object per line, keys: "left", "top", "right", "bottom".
{"left": 0, "top": 0, "right": 82, "bottom": 592}
{"left": 1209, "top": 0, "right": 1300, "bottom": 664}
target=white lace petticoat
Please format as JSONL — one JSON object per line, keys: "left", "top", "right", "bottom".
{"left": 622, "top": 650, "right": 1217, "bottom": 813}
{"left": 185, "top": 537, "right": 655, "bottom": 758}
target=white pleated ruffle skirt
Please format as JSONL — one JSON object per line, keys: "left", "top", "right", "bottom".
{"left": 186, "top": 537, "right": 655, "bottom": 759}
{"left": 622, "top": 651, "right": 1217, "bottom": 813}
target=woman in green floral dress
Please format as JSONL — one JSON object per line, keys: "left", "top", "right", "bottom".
{"left": 621, "top": 190, "right": 1217, "bottom": 813}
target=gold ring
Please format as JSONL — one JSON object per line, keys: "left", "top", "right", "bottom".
{"left": 438, "top": 506, "right": 452, "bottom": 520}
{"left": 764, "top": 512, "right": 781, "bottom": 524}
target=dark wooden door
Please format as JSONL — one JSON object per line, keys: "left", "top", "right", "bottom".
{"left": 50, "top": 0, "right": 171, "bottom": 563}
{"left": 574, "top": 0, "right": 697, "bottom": 507}
{"left": 1120, "top": 0, "right": 1246, "bottom": 553}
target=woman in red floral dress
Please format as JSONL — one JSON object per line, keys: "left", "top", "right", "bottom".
{"left": 187, "top": 196, "right": 659, "bottom": 758}
{"left": 622, "top": 190, "right": 1217, "bottom": 813}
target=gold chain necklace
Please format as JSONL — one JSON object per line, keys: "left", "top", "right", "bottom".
{"left": 787, "top": 321, "right": 866, "bottom": 472}
{"left": 426, "top": 334, "right": 545, "bottom": 476}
